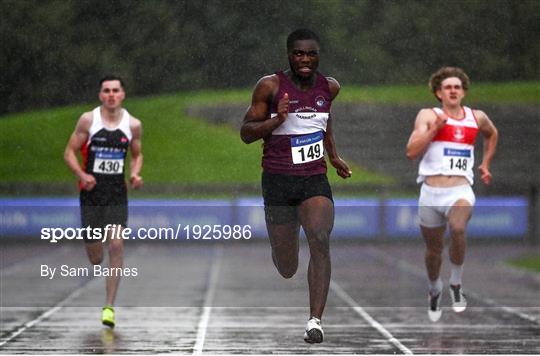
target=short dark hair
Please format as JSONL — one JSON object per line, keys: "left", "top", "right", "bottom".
{"left": 99, "top": 75, "right": 124, "bottom": 89}
{"left": 429, "top": 67, "right": 470, "bottom": 100}
{"left": 286, "top": 29, "right": 320, "bottom": 50}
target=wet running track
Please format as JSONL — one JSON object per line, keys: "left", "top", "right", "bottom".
{"left": 1, "top": 240, "right": 539, "bottom": 354}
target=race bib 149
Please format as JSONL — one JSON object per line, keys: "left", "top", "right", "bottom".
{"left": 291, "top": 131, "right": 324, "bottom": 164}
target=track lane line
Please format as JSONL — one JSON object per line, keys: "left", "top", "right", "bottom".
{"left": 367, "top": 246, "right": 539, "bottom": 325}
{"left": 192, "top": 247, "right": 222, "bottom": 356}
{"left": 0, "top": 245, "right": 145, "bottom": 348}
{"left": 0, "top": 283, "right": 86, "bottom": 347}
{"left": 330, "top": 280, "right": 413, "bottom": 354}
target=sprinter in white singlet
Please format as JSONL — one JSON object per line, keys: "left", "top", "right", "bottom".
{"left": 406, "top": 67, "right": 498, "bottom": 322}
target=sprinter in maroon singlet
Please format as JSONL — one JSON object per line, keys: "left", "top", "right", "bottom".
{"left": 64, "top": 76, "right": 143, "bottom": 328}
{"left": 241, "top": 29, "right": 351, "bottom": 343}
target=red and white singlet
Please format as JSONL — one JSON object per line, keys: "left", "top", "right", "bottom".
{"left": 417, "top": 106, "right": 479, "bottom": 185}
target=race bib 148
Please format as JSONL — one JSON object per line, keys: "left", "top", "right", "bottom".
{"left": 443, "top": 147, "right": 471, "bottom": 173}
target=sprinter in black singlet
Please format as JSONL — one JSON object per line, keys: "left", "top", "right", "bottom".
{"left": 64, "top": 76, "right": 143, "bottom": 328}
{"left": 241, "top": 29, "right": 351, "bottom": 343}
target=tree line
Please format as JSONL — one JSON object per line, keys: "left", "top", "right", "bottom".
{"left": 1, "top": 0, "right": 538, "bottom": 114}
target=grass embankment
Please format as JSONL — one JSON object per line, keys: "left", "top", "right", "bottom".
{"left": 508, "top": 255, "right": 540, "bottom": 273}
{"left": 1, "top": 82, "right": 538, "bottom": 189}
{"left": 339, "top": 81, "right": 539, "bottom": 103}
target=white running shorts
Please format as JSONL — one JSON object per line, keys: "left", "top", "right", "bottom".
{"left": 418, "top": 183, "right": 476, "bottom": 228}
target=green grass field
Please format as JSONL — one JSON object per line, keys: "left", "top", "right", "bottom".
{"left": 1, "top": 82, "right": 538, "bottom": 187}
{"left": 507, "top": 255, "right": 540, "bottom": 273}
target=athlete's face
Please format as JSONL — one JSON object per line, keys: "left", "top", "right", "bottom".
{"left": 288, "top": 39, "right": 320, "bottom": 80}
{"left": 436, "top": 77, "right": 465, "bottom": 106}
{"left": 99, "top": 80, "right": 125, "bottom": 110}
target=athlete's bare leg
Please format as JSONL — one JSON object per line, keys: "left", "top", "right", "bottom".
{"left": 298, "top": 196, "right": 334, "bottom": 319}
{"left": 85, "top": 242, "right": 104, "bottom": 265}
{"left": 85, "top": 227, "right": 123, "bottom": 306}
{"left": 106, "top": 226, "right": 124, "bottom": 306}
{"left": 447, "top": 200, "right": 472, "bottom": 266}
{"left": 267, "top": 220, "right": 300, "bottom": 279}
{"left": 421, "top": 225, "right": 446, "bottom": 283}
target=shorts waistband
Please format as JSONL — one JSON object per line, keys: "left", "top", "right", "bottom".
{"left": 421, "top": 183, "right": 471, "bottom": 194}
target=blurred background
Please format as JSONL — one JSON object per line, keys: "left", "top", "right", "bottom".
{"left": 1, "top": 0, "right": 539, "bottom": 113}
{"left": 0, "top": 0, "right": 539, "bottom": 244}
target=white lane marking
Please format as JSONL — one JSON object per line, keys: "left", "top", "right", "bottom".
{"left": 367, "top": 246, "right": 539, "bottom": 325}
{"left": 192, "top": 247, "right": 222, "bottom": 356}
{"left": 466, "top": 290, "right": 539, "bottom": 323}
{"left": 0, "top": 245, "right": 145, "bottom": 348}
{"left": 330, "top": 280, "right": 413, "bottom": 355}
{"left": 0, "top": 285, "right": 85, "bottom": 347}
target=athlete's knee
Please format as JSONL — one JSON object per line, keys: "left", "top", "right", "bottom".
{"left": 85, "top": 244, "right": 103, "bottom": 265}
{"left": 426, "top": 245, "right": 443, "bottom": 258}
{"left": 108, "top": 239, "right": 124, "bottom": 257}
{"left": 305, "top": 229, "right": 330, "bottom": 254}
{"left": 88, "top": 253, "right": 103, "bottom": 265}
{"left": 449, "top": 222, "right": 467, "bottom": 237}
{"left": 275, "top": 261, "right": 298, "bottom": 279}
{"left": 272, "top": 252, "right": 298, "bottom": 278}
{"left": 278, "top": 266, "right": 297, "bottom": 279}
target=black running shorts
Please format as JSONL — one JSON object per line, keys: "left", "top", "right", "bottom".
{"left": 261, "top": 172, "right": 333, "bottom": 225}
{"left": 80, "top": 183, "right": 128, "bottom": 243}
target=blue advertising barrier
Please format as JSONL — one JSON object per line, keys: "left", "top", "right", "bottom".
{"left": 234, "top": 198, "right": 381, "bottom": 239}
{"left": 0, "top": 198, "right": 79, "bottom": 236}
{"left": 333, "top": 199, "right": 380, "bottom": 239}
{"left": 0, "top": 197, "right": 530, "bottom": 239}
{"left": 384, "top": 197, "right": 528, "bottom": 238}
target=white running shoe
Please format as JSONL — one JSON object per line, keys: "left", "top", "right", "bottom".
{"left": 428, "top": 291, "right": 442, "bottom": 322}
{"left": 303, "top": 317, "right": 323, "bottom": 343}
{"left": 450, "top": 284, "right": 467, "bottom": 312}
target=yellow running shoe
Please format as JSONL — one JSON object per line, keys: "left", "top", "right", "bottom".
{"left": 102, "top": 306, "right": 115, "bottom": 328}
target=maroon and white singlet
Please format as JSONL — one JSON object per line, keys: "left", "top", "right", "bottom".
{"left": 262, "top": 71, "right": 332, "bottom": 176}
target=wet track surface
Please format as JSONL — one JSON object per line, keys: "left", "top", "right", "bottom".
{"left": 1, "top": 240, "right": 539, "bottom": 354}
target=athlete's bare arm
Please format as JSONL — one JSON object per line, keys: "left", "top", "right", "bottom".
{"left": 474, "top": 110, "right": 498, "bottom": 185}
{"left": 323, "top": 77, "right": 351, "bottom": 178}
{"left": 406, "top": 109, "right": 447, "bottom": 160}
{"left": 129, "top": 117, "right": 144, "bottom": 189}
{"left": 240, "top": 75, "right": 288, "bottom": 144}
{"left": 64, "top": 112, "right": 96, "bottom": 191}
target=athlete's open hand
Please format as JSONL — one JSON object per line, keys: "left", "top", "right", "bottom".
{"left": 330, "top": 157, "right": 352, "bottom": 179}
{"left": 276, "top": 93, "right": 289, "bottom": 124}
{"left": 478, "top": 164, "right": 492, "bottom": 185}
{"left": 130, "top": 175, "right": 143, "bottom": 189}
{"left": 80, "top": 173, "right": 96, "bottom": 191}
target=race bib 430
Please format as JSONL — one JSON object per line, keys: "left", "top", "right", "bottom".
{"left": 93, "top": 151, "right": 124, "bottom": 174}
{"left": 291, "top": 131, "right": 324, "bottom": 164}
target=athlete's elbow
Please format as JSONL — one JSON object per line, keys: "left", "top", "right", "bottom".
{"left": 240, "top": 128, "right": 255, "bottom": 144}
{"left": 406, "top": 148, "right": 417, "bottom": 160}
{"left": 240, "top": 134, "right": 251, "bottom": 144}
